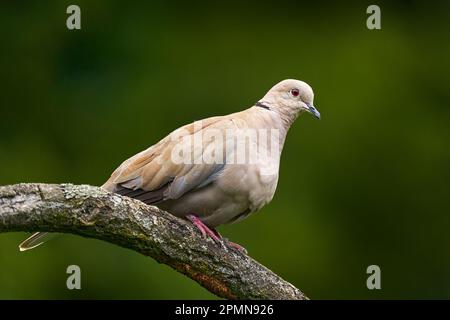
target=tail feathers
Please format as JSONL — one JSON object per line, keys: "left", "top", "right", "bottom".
{"left": 19, "top": 232, "right": 51, "bottom": 252}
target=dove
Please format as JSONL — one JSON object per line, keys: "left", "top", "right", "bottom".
{"left": 19, "top": 79, "right": 320, "bottom": 252}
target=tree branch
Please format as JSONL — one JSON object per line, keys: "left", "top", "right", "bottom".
{"left": 0, "top": 183, "right": 307, "bottom": 300}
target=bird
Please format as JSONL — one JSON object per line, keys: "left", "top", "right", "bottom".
{"left": 19, "top": 79, "right": 320, "bottom": 252}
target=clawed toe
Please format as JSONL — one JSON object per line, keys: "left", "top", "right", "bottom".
{"left": 186, "top": 214, "right": 247, "bottom": 254}
{"left": 186, "top": 214, "right": 221, "bottom": 243}
{"left": 223, "top": 238, "right": 248, "bottom": 254}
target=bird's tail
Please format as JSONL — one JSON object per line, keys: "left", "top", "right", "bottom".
{"left": 19, "top": 232, "right": 53, "bottom": 252}
{"left": 19, "top": 185, "right": 109, "bottom": 252}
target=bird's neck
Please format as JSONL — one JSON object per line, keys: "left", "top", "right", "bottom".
{"left": 256, "top": 99, "right": 300, "bottom": 131}
{"left": 247, "top": 105, "right": 296, "bottom": 153}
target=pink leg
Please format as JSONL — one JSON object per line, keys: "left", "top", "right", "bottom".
{"left": 224, "top": 240, "right": 247, "bottom": 254}
{"left": 186, "top": 214, "right": 247, "bottom": 254}
{"left": 212, "top": 228, "right": 247, "bottom": 253}
{"left": 186, "top": 214, "right": 222, "bottom": 243}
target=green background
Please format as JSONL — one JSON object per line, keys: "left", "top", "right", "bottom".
{"left": 1, "top": 1, "right": 449, "bottom": 299}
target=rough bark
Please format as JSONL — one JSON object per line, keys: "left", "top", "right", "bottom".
{"left": 0, "top": 183, "right": 308, "bottom": 300}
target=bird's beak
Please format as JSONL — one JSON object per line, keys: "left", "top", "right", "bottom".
{"left": 306, "top": 104, "right": 321, "bottom": 119}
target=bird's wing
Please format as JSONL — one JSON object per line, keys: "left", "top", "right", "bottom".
{"left": 102, "top": 113, "right": 241, "bottom": 204}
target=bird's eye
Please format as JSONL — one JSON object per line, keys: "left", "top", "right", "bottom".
{"left": 290, "top": 88, "right": 300, "bottom": 97}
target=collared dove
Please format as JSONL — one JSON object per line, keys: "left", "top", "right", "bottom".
{"left": 19, "top": 79, "right": 319, "bottom": 252}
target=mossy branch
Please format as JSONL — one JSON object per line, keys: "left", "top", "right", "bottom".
{"left": 0, "top": 183, "right": 307, "bottom": 300}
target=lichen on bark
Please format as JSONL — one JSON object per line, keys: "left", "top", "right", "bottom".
{"left": 0, "top": 183, "right": 308, "bottom": 300}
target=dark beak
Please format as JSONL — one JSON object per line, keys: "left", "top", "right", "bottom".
{"left": 306, "top": 104, "right": 321, "bottom": 119}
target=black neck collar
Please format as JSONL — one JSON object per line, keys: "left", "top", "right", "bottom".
{"left": 255, "top": 101, "right": 271, "bottom": 110}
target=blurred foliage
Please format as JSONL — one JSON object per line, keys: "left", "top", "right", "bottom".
{"left": 0, "top": 0, "right": 449, "bottom": 299}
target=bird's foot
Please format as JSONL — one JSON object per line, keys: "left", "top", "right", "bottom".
{"left": 186, "top": 214, "right": 222, "bottom": 243}
{"left": 223, "top": 238, "right": 248, "bottom": 254}
{"left": 186, "top": 215, "right": 247, "bottom": 254}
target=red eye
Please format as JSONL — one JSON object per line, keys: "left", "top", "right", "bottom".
{"left": 291, "top": 88, "right": 299, "bottom": 97}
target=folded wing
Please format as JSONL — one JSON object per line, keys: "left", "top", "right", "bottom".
{"left": 102, "top": 114, "right": 238, "bottom": 205}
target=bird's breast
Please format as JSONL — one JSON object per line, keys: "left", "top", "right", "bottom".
{"left": 217, "top": 159, "right": 279, "bottom": 212}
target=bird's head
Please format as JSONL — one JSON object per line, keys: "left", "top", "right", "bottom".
{"left": 258, "top": 79, "right": 320, "bottom": 122}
